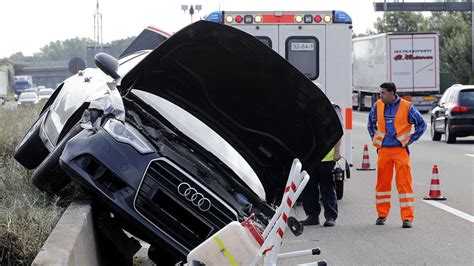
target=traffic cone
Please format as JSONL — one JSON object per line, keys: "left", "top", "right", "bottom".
{"left": 356, "top": 144, "right": 375, "bottom": 171}
{"left": 423, "top": 165, "right": 447, "bottom": 200}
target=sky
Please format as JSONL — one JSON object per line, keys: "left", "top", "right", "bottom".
{"left": 0, "top": 0, "right": 383, "bottom": 58}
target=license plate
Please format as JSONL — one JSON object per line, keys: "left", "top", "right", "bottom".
{"left": 423, "top": 96, "right": 436, "bottom": 101}
{"left": 291, "top": 43, "right": 314, "bottom": 51}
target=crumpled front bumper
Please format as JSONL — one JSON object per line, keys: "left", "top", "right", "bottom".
{"left": 59, "top": 126, "right": 239, "bottom": 256}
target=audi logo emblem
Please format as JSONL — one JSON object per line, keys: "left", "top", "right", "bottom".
{"left": 177, "top": 182, "right": 212, "bottom": 212}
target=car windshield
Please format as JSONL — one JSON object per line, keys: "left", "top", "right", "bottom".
{"left": 131, "top": 89, "right": 266, "bottom": 200}
{"left": 13, "top": 82, "right": 30, "bottom": 89}
{"left": 39, "top": 89, "right": 53, "bottom": 96}
{"left": 19, "top": 93, "right": 37, "bottom": 99}
{"left": 459, "top": 90, "right": 474, "bottom": 106}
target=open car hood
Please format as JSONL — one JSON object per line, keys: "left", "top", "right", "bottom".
{"left": 122, "top": 21, "right": 343, "bottom": 204}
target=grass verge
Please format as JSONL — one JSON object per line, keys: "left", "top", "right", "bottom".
{"left": 0, "top": 103, "right": 72, "bottom": 264}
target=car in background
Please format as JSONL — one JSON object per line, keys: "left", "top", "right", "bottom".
{"left": 17, "top": 91, "right": 39, "bottom": 105}
{"left": 14, "top": 21, "right": 343, "bottom": 264}
{"left": 38, "top": 87, "right": 55, "bottom": 100}
{"left": 431, "top": 84, "right": 474, "bottom": 143}
{"left": 24, "top": 87, "right": 39, "bottom": 94}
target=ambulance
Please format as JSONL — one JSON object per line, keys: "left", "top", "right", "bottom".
{"left": 205, "top": 11, "right": 354, "bottom": 189}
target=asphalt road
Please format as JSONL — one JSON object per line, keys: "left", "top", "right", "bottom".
{"left": 279, "top": 111, "right": 474, "bottom": 265}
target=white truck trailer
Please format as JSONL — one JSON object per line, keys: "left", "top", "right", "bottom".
{"left": 352, "top": 32, "right": 440, "bottom": 112}
{"left": 0, "top": 71, "right": 8, "bottom": 105}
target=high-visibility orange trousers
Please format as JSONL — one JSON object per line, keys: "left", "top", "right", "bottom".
{"left": 376, "top": 147, "right": 414, "bottom": 222}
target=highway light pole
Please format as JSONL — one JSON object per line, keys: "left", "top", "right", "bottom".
{"left": 181, "top": 4, "right": 202, "bottom": 23}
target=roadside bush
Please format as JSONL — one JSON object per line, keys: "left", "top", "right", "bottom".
{"left": 0, "top": 104, "right": 67, "bottom": 265}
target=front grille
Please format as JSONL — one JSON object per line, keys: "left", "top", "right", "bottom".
{"left": 134, "top": 158, "right": 237, "bottom": 250}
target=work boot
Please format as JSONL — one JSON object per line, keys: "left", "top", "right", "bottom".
{"left": 300, "top": 216, "right": 319, "bottom": 226}
{"left": 402, "top": 220, "right": 412, "bottom": 228}
{"left": 323, "top": 218, "right": 336, "bottom": 227}
{"left": 375, "top": 217, "right": 386, "bottom": 225}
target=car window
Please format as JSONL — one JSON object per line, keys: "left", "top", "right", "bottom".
{"left": 256, "top": 36, "right": 272, "bottom": 48}
{"left": 459, "top": 90, "right": 474, "bottom": 106}
{"left": 447, "top": 89, "right": 456, "bottom": 103}
{"left": 131, "top": 89, "right": 266, "bottom": 200}
{"left": 25, "top": 88, "right": 38, "bottom": 93}
{"left": 439, "top": 89, "right": 451, "bottom": 105}
{"left": 39, "top": 89, "right": 53, "bottom": 95}
{"left": 286, "top": 37, "right": 319, "bottom": 80}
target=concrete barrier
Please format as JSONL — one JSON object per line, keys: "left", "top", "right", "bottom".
{"left": 32, "top": 201, "right": 100, "bottom": 265}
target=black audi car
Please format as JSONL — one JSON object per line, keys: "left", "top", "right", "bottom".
{"left": 431, "top": 84, "right": 474, "bottom": 143}
{"left": 16, "top": 21, "right": 342, "bottom": 263}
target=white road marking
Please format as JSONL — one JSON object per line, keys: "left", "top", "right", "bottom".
{"left": 423, "top": 200, "right": 474, "bottom": 223}
{"left": 464, "top": 154, "right": 474, "bottom": 157}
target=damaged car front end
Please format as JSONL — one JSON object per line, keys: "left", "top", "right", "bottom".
{"left": 18, "top": 20, "right": 343, "bottom": 263}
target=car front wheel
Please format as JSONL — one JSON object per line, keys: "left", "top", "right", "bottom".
{"left": 32, "top": 123, "right": 83, "bottom": 194}
{"left": 431, "top": 119, "right": 441, "bottom": 141}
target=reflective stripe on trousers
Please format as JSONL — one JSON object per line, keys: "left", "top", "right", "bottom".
{"left": 376, "top": 147, "right": 414, "bottom": 221}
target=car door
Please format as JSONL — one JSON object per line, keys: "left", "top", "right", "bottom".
{"left": 434, "top": 89, "right": 450, "bottom": 132}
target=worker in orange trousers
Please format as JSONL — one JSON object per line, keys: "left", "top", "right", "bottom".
{"left": 367, "top": 82, "right": 426, "bottom": 228}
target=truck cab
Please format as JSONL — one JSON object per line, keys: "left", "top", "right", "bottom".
{"left": 13, "top": 75, "right": 33, "bottom": 99}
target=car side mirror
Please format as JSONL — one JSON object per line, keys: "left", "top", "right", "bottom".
{"left": 95, "top": 53, "right": 120, "bottom": 79}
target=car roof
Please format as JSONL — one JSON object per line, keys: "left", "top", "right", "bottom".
{"left": 448, "top": 84, "right": 474, "bottom": 91}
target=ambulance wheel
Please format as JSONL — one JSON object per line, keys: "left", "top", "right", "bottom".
{"left": 357, "top": 92, "right": 363, "bottom": 111}
{"left": 335, "top": 180, "right": 344, "bottom": 200}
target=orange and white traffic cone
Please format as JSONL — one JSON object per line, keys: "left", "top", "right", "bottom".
{"left": 423, "top": 165, "right": 447, "bottom": 200}
{"left": 356, "top": 144, "right": 375, "bottom": 171}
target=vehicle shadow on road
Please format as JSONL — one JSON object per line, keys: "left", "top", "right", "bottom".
{"left": 451, "top": 140, "right": 474, "bottom": 144}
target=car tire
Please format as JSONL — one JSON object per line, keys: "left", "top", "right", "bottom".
{"left": 431, "top": 119, "right": 441, "bottom": 141}
{"left": 14, "top": 110, "right": 50, "bottom": 169}
{"left": 335, "top": 180, "right": 344, "bottom": 200}
{"left": 357, "top": 92, "right": 363, "bottom": 111}
{"left": 31, "top": 123, "right": 83, "bottom": 194}
{"left": 445, "top": 121, "right": 456, "bottom": 144}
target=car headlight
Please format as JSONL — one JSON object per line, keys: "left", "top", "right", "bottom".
{"left": 103, "top": 119, "right": 154, "bottom": 154}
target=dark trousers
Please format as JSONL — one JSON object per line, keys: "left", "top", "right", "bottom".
{"left": 302, "top": 161, "right": 338, "bottom": 220}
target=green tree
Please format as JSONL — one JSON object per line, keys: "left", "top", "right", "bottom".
{"left": 34, "top": 37, "right": 93, "bottom": 61}
{"left": 8, "top": 52, "right": 27, "bottom": 63}
{"left": 9, "top": 36, "right": 137, "bottom": 63}
{"left": 375, "top": 12, "right": 429, "bottom": 33}
{"left": 428, "top": 12, "right": 472, "bottom": 84}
